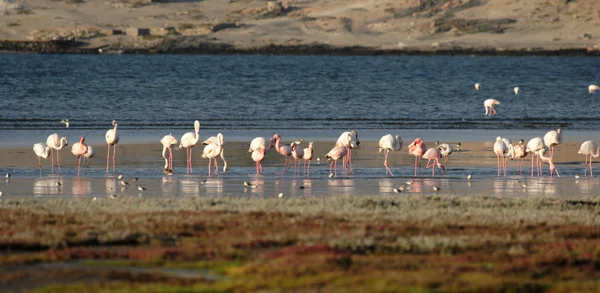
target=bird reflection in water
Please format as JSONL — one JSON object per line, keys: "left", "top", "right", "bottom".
{"left": 378, "top": 178, "right": 395, "bottom": 193}
{"left": 33, "top": 178, "right": 64, "bottom": 197}
{"left": 161, "top": 176, "right": 177, "bottom": 197}
{"left": 327, "top": 178, "right": 354, "bottom": 194}
{"left": 72, "top": 179, "right": 92, "bottom": 197}
{"left": 105, "top": 177, "right": 116, "bottom": 195}
{"left": 179, "top": 178, "right": 200, "bottom": 197}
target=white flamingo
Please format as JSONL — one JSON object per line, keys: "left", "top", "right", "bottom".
{"left": 493, "top": 137, "right": 509, "bottom": 177}
{"left": 589, "top": 85, "right": 599, "bottom": 94}
{"left": 161, "top": 134, "right": 178, "bottom": 172}
{"left": 46, "top": 133, "right": 68, "bottom": 174}
{"left": 33, "top": 142, "right": 51, "bottom": 174}
{"left": 474, "top": 83, "right": 481, "bottom": 91}
{"left": 538, "top": 147, "right": 560, "bottom": 177}
{"left": 484, "top": 99, "right": 501, "bottom": 115}
{"left": 514, "top": 87, "right": 520, "bottom": 95}
{"left": 179, "top": 120, "right": 200, "bottom": 174}
{"left": 436, "top": 143, "right": 453, "bottom": 167}
{"left": 336, "top": 130, "right": 359, "bottom": 173}
{"left": 105, "top": 120, "right": 119, "bottom": 173}
{"left": 291, "top": 142, "right": 304, "bottom": 174}
{"left": 303, "top": 141, "right": 314, "bottom": 175}
{"left": 202, "top": 133, "right": 227, "bottom": 176}
{"left": 526, "top": 137, "right": 545, "bottom": 177}
{"left": 71, "top": 137, "right": 88, "bottom": 179}
{"left": 543, "top": 128, "right": 562, "bottom": 159}
{"left": 578, "top": 141, "right": 600, "bottom": 177}
{"left": 378, "top": 134, "right": 403, "bottom": 176}
{"left": 84, "top": 146, "right": 95, "bottom": 167}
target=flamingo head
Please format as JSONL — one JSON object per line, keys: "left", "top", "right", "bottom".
{"left": 493, "top": 99, "right": 501, "bottom": 105}
{"left": 496, "top": 136, "right": 502, "bottom": 142}
{"left": 437, "top": 162, "right": 446, "bottom": 171}
{"left": 273, "top": 134, "right": 281, "bottom": 141}
{"left": 519, "top": 139, "right": 524, "bottom": 144}
{"left": 290, "top": 142, "right": 296, "bottom": 151}
{"left": 61, "top": 137, "right": 69, "bottom": 146}
{"left": 557, "top": 128, "right": 562, "bottom": 134}
{"left": 79, "top": 136, "right": 85, "bottom": 143}
{"left": 112, "top": 120, "right": 117, "bottom": 126}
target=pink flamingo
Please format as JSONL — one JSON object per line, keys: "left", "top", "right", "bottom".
{"left": 578, "top": 141, "right": 600, "bottom": 177}
{"left": 302, "top": 142, "right": 314, "bottom": 175}
{"left": 543, "top": 128, "right": 562, "bottom": 159}
{"left": 46, "top": 133, "right": 68, "bottom": 173}
{"left": 422, "top": 148, "right": 445, "bottom": 176}
{"left": 538, "top": 147, "right": 560, "bottom": 177}
{"left": 336, "top": 130, "right": 359, "bottom": 173}
{"left": 105, "top": 120, "right": 119, "bottom": 173}
{"left": 526, "top": 137, "right": 545, "bottom": 177}
{"left": 273, "top": 134, "right": 293, "bottom": 173}
{"left": 71, "top": 136, "right": 88, "bottom": 179}
{"left": 179, "top": 120, "right": 201, "bottom": 174}
{"left": 589, "top": 85, "right": 599, "bottom": 94}
{"left": 201, "top": 133, "right": 227, "bottom": 176}
{"left": 291, "top": 142, "right": 304, "bottom": 174}
{"left": 378, "top": 134, "right": 403, "bottom": 176}
{"left": 252, "top": 148, "right": 266, "bottom": 175}
{"left": 325, "top": 145, "right": 348, "bottom": 177}
{"left": 493, "top": 136, "right": 509, "bottom": 177}
{"left": 408, "top": 138, "right": 427, "bottom": 176}
{"left": 484, "top": 99, "right": 500, "bottom": 115}
{"left": 160, "top": 134, "right": 177, "bottom": 172}
{"left": 512, "top": 139, "right": 527, "bottom": 175}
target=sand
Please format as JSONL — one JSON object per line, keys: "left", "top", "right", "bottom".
{"left": 2, "top": 0, "right": 600, "bottom": 53}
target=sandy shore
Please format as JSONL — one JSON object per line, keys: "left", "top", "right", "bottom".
{"left": 2, "top": 0, "right": 600, "bottom": 54}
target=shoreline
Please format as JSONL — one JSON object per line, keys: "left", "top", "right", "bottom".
{"left": 2, "top": 40, "right": 600, "bottom": 56}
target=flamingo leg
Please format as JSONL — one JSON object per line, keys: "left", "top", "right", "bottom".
{"left": 503, "top": 156, "right": 507, "bottom": 177}
{"left": 591, "top": 156, "right": 594, "bottom": 177}
{"left": 307, "top": 160, "right": 311, "bottom": 176}
{"left": 214, "top": 158, "right": 219, "bottom": 174}
{"left": 497, "top": 154, "right": 501, "bottom": 177}
{"left": 57, "top": 150, "right": 61, "bottom": 173}
{"left": 334, "top": 160, "right": 338, "bottom": 177}
{"left": 190, "top": 147, "right": 193, "bottom": 174}
{"left": 106, "top": 145, "right": 110, "bottom": 173}
{"left": 50, "top": 149, "right": 54, "bottom": 174}
{"left": 584, "top": 154, "right": 589, "bottom": 177}
{"left": 112, "top": 144, "right": 117, "bottom": 172}
{"left": 169, "top": 148, "right": 173, "bottom": 170}
{"left": 531, "top": 154, "right": 534, "bottom": 177}
{"left": 384, "top": 150, "right": 394, "bottom": 176}
{"left": 77, "top": 156, "right": 81, "bottom": 179}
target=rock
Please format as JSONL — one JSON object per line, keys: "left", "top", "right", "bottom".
{"left": 431, "top": 42, "right": 440, "bottom": 48}
{"left": 211, "top": 22, "right": 237, "bottom": 33}
{"left": 126, "top": 28, "right": 150, "bottom": 37}
{"left": 396, "top": 41, "right": 406, "bottom": 48}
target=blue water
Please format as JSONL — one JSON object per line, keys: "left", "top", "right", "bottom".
{"left": 1, "top": 55, "right": 600, "bottom": 131}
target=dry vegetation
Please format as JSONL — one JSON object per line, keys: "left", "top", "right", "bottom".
{"left": 0, "top": 195, "right": 599, "bottom": 292}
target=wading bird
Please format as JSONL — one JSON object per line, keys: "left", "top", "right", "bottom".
{"left": 105, "top": 120, "right": 119, "bottom": 173}
{"left": 179, "top": 120, "right": 200, "bottom": 174}
{"left": 46, "top": 133, "right": 68, "bottom": 173}
{"left": 378, "top": 134, "right": 403, "bottom": 176}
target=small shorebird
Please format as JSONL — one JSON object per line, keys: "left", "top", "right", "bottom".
{"left": 60, "top": 119, "right": 70, "bottom": 128}
{"left": 575, "top": 174, "right": 580, "bottom": 179}
{"left": 406, "top": 179, "right": 414, "bottom": 185}
{"left": 200, "top": 178, "right": 207, "bottom": 185}
{"left": 521, "top": 182, "right": 528, "bottom": 188}
{"left": 467, "top": 174, "right": 472, "bottom": 180}
{"left": 393, "top": 187, "right": 402, "bottom": 193}
{"left": 109, "top": 194, "right": 117, "bottom": 199}
{"left": 83, "top": 146, "right": 94, "bottom": 167}
{"left": 120, "top": 180, "right": 129, "bottom": 187}
{"left": 5, "top": 173, "right": 10, "bottom": 179}
{"left": 117, "top": 174, "right": 124, "bottom": 180}
{"left": 433, "top": 186, "right": 440, "bottom": 192}
{"left": 137, "top": 185, "right": 146, "bottom": 191}
{"left": 278, "top": 193, "right": 284, "bottom": 198}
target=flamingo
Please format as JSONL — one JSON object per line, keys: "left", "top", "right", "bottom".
{"left": 543, "top": 128, "right": 562, "bottom": 159}
{"left": 71, "top": 137, "right": 88, "bottom": 179}
{"left": 273, "top": 134, "right": 293, "bottom": 173}
{"left": 46, "top": 133, "right": 68, "bottom": 173}
{"left": 325, "top": 145, "right": 348, "bottom": 177}
{"left": 538, "top": 147, "right": 560, "bottom": 177}
{"left": 105, "top": 120, "right": 119, "bottom": 173}
{"left": 436, "top": 143, "right": 453, "bottom": 167}
{"left": 514, "top": 87, "right": 520, "bottom": 95}
{"left": 33, "top": 142, "right": 51, "bottom": 174}
{"left": 422, "top": 148, "right": 445, "bottom": 176}
{"left": 291, "top": 142, "right": 304, "bottom": 174}
{"left": 336, "top": 130, "right": 359, "bottom": 173}
{"left": 252, "top": 148, "right": 266, "bottom": 175}
{"left": 512, "top": 139, "right": 527, "bottom": 175}
{"left": 526, "top": 137, "right": 545, "bottom": 177}
{"left": 201, "top": 133, "right": 227, "bottom": 176}
{"left": 160, "top": 134, "right": 177, "bottom": 172}
{"left": 179, "top": 120, "right": 201, "bottom": 174}
{"left": 84, "top": 146, "right": 95, "bottom": 167}
{"left": 578, "top": 141, "right": 600, "bottom": 177}
{"left": 484, "top": 99, "right": 501, "bottom": 115}
{"left": 493, "top": 137, "right": 509, "bottom": 177}
{"left": 589, "top": 85, "right": 599, "bottom": 94}
{"left": 408, "top": 138, "right": 427, "bottom": 176}
{"left": 378, "top": 134, "right": 403, "bottom": 176}
{"left": 474, "top": 83, "right": 480, "bottom": 91}
{"left": 303, "top": 141, "right": 314, "bottom": 175}
{"left": 248, "top": 137, "right": 273, "bottom": 153}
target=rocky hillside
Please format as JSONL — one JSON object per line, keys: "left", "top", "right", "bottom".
{"left": 1, "top": 0, "right": 600, "bottom": 53}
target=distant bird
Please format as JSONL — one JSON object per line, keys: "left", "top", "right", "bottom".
{"left": 316, "top": 157, "right": 321, "bottom": 165}
{"left": 325, "top": 144, "right": 348, "bottom": 177}
{"left": 514, "top": 87, "right": 520, "bottom": 95}
{"left": 543, "top": 128, "right": 563, "bottom": 159}
{"left": 456, "top": 142, "right": 462, "bottom": 151}
{"left": 244, "top": 181, "right": 259, "bottom": 188}
{"left": 5, "top": 173, "right": 10, "bottom": 179}
{"left": 60, "top": 119, "right": 70, "bottom": 128}
{"left": 137, "top": 185, "right": 146, "bottom": 191}
{"left": 589, "top": 84, "right": 599, "bottom": 94}
{"left": 120, "top": 180, "right": 129, "bottom": 187}
{"left": 578, "top": 141, "right": 600, "bottom": 177}
{"left": 273, "top": 134, "right": 293, "bottom": 173}
{"left": 117, "top": 174, "right": 124, "bottom": 180}
{"left": 302, "top": 142, "right": 314, "bottom": 175}
{"left": 0, "top": 191, "right": 3, "bottom": 198}
{"left": 71, "top": 136, "right": 88, "bottom": 179}
{"left": 575, "top": 174, "right": 580, "bottom": 179}
{"left": 105, "top": 120, "right": 119, "bottom": 173}
{"left": 379, "top": 134, "right": 403, "bottom": 176}
{"left": 202, "top": 133, "right": 227, "bottom": 176}
{"left": 291, "top": 142, "right": 304, "bottom": 174}
{"left": 278, "top": 193, "right": 284, "bottom": 198}
{"left": 526, "top": 137, "right": 545, "bottom": 177}
{"left": 393, "top": 187, "right": 402, "bottom": 193}
{"left": 200, "top": 178, "right": 207, "bottom": 185}
{"left": 32, "top": 142, "right": 51, "bottom": 172}
{"left": 398, "top": 184, "right": 407, "bottom": 191}
{"left": 46, "top": 133, "right": 68, "bottom": 174}
{"left": 131, "top": 178, "right": 138, "bottom": 182}
{"left": 293, "top": 138, "right": 304, "bottom": 145}
{"left": 521, "top": 182, "right": 528, "bottom": 188}
{"left": 408, "top": 138, "right": 427, "bottom": 176}
{"left": 467, "top": 174, "right": 472, "bottom": 180}
{"left": 484, "top": 99, "right": 501, "bottom": 115}
{"left": 98, "top": 48, "right": 103, "bottom": 54}
{"left": 180, "top": 120, "right": 201, "bottom": 174}
{"left": 433, "top": 186, "right": 440, "bottom": 192}
{"left": 109, "top": 194, "right": 117, "bottom": 199}
{"left": 336, "top": 130, "right": 360, "bottom": 173}
{"left": 474, "top": 83, "right": 481, "bottom": 91}
{"left": 160, "top": 134, "right": 178, "bottom": 172}
{"left": 494, "top": 137, "right": 509, "bottom": 177}
{"left": 422, "top": 148, "right": 445, "bottom": 176}
{"left": 83, "top": 146, "right": 94, "bottom": 167}
{"left": 406, "top": 179, "right": 414, "bottom": 185}
{"left": 437, "top": 143, "right": 453, "bottom": 167}
{"left": 538, "top": 147, "right": 560, "bottom": 177}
